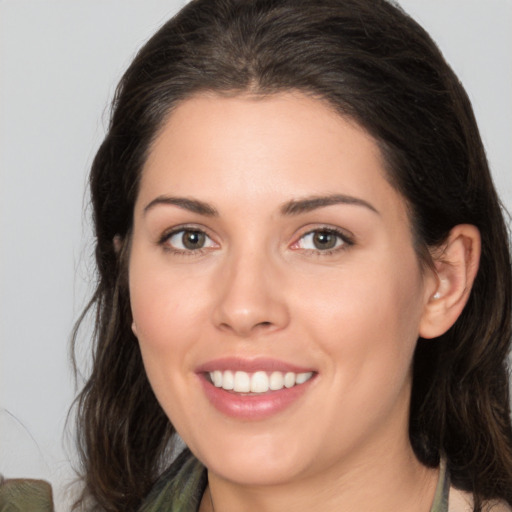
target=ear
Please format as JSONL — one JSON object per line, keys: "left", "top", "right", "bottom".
{"left": 113, "top": 235, "right": 123, "bottom": 254}
{"left": 419, "top": 224, "right": 481, "bottom": 339}
{"left": 131, "top": 321, "right": 138, "bottom": 337}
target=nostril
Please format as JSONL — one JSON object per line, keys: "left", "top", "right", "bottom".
{"left": 217, "top": 320, "right": 274, "bottom": 336}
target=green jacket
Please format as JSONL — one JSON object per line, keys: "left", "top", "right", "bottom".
{"left": 0, "top": 478, "right": 54, "bottom": 512}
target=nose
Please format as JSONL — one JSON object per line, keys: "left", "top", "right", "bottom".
{"left": 212, "top": 249, "right": 290, "bottom": 338}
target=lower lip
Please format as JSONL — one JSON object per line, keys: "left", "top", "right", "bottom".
{"left": 199, "top": 375, "right": 314, "bottom": 420}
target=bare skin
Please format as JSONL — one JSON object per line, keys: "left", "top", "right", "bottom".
{"left": 129, "top": 92, "right": 480, "bottom": 512}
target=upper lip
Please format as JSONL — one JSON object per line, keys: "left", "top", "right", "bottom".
{"left": 196, "top": 357, "right": 315, "bottom": 374}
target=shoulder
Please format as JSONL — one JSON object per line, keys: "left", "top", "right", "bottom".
{"left": 449, "top": 487, "right": 512, "bottom": 512}
{"left": 0, "top": 477, "right": 54, "bottom": 511}
{"left": 138, "top": 449, "right": 206, "bottom": 512}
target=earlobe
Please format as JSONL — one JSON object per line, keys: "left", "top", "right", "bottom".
{"left": 419, "top": 224, "right": 481, "bottom": 339}
{"left": 113, "top": 235, "right": 123, "bottom": 254}
{"left": 132, "top": 321, "right": 138, "bottom": 337}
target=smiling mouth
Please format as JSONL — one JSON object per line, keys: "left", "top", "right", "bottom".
{"left": 207, "top": 370, "right": 314, "bottom": 394}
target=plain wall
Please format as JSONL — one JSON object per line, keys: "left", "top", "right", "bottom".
{"left": 0, "top": 1, "right": 510, "bottom": 510}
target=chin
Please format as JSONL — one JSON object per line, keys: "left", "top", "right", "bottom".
{"left": 207, "top": 454, "right": 306, "bottom": 487}
{"left": 187, "top": 429, "right": 312, "bottom": 486}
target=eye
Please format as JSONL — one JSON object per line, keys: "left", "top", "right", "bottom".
{"left": 161, "top": 228, "right": 217, "bottom": 252}
{"left": 294, "top": 228, "right": 352, "bottom": 252}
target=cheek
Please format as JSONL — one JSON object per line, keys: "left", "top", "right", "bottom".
{"left": 296, "top": 252, "right": 425, "bottom": 381}
{"left": 128, "top": 254, "right": 209, "bottom": 421}
{"left": 129, "top": 252, "right": 208, "bottom": 359}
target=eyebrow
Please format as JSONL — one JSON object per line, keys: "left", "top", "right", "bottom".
{"left": 143, "top": 193, "right": 379, "bottom": 217}
{"left": 144, "top": 196, "right": 219, "bottom": 216}
{"left": 280, "top": 194, "right": 379, "bottom": 216}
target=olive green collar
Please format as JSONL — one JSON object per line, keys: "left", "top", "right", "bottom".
{"left": 430, "top": 456, "right": 450, "bottom": 512}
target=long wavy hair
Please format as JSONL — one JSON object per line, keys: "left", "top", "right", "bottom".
{"left": 72, "top": 0, "right": 512, "bottom": 510}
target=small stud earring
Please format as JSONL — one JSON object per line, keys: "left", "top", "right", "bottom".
{"left": 433, "top": 292, "right": 441, "bottom": 300}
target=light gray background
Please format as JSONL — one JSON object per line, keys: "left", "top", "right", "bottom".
{"left": 1, "top": 1, "right": 511, "bottom": 510}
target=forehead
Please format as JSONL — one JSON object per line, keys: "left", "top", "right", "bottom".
{"left": 137, "top": 91, "right": 407, "bottom": 223}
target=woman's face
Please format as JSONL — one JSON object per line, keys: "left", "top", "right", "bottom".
{"left": 129, "top": 92, "right": 437, "bottom": 486}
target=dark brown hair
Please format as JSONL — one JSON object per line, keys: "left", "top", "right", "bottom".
{"left": 72, "top": 0, "right": 512, "bottom": 510}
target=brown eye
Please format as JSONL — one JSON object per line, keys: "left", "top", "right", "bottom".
{"left": 182, "top": 230, "right": 206, "bottom": 249}
{"left": 312, "top": 231, "right": 338, "bottom": 250}
{"left": 295, "top": 228, "right": 351, "bottom": 252}
{"left": 164, "top": 229, "right": 216, "bottom": 252}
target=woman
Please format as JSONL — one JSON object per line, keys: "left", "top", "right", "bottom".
{"left": 72, "top": 0, "right": 512, "bottom": 510}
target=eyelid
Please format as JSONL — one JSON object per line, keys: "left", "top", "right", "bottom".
{"left": 156, "top": 223, "right": 354, "bottom": 255}
{"left": 290, "top": 225, "right": 355, "bottom": 253}
{"left": 158, "top": 224, "right": 219, "bottom": 253}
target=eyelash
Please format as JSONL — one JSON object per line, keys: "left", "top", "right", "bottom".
{"left": 157, "top": 226, "right": 354, "bottom": 256}
{"left": 158, "top": 225, "right": 218, "bottom": 256}
{"left": 291, "top": 227, "right": 354, "bottom": 255}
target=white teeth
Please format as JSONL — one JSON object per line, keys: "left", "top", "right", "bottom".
{"left": 250, "top": 371, "right": 269, "bottom": 393}
{"left": 295, "top": 372, "right": 311, "bottom": 384}
{"left": 234, "top": 371, "right": 251, "bottom": 392}
{"left": 223, "top": 370, "right": 234, "bottom": 390}
{"left": 209, "top": 370, "right": 313, "bottom": 393}
{"left": 269, "top": 371, "right": 284, "bottom": 390}
{"left": 212, "top": 370, "right": 222, "bottom": 387}
{"left": 284, "top": 372, "right": 295, "bottom": 388}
